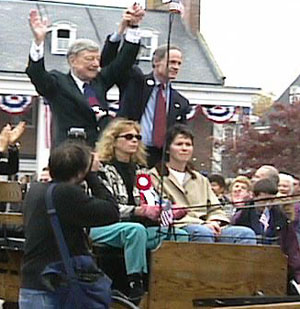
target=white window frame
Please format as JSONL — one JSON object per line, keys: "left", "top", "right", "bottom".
{"left": 51, "top": 21, "right": 77, "bottom": 55}
{"left": 138, "top": 29, "right": 159, "bottom": 61}
{"left": 289, "top": 85, "right": 300, "bottom": 104}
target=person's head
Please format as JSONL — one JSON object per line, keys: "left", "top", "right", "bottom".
{"left": 293, "top": 175, "right": 300, "bottom": 195}
{"left": 39, "top": 167, "right": 52, "bottom": 183}
{"left": 278, "top": 173, "right": 294, "bottom": 196}
{"left": 49, "top": 141, "right": 92, "bottom": 183}
{"left": 208, "top": 174, "right": 226, "bottom": 196}
{"left": 165, "top": 124, "right": 194, "bottom": 167}
{"left": 67, "top": 39, "right": 100, "bottom": 82}
{"left": 251, "top": 165, "right": 279, "bottom": 186}
{"left": 96, "top": 118, "right": 147, "bottom": 165}
{"left": 230, "top": 176, "right": 252, "bottom": 202}
{"left": 152, "top": 45, "right": 182, "bottom": 82}
{"left": 253, "top": 178, "right": 278, "bottom": 202}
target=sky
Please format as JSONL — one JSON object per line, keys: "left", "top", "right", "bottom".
{"left": 200, "top": 0, "right": 300, "bottom": 98}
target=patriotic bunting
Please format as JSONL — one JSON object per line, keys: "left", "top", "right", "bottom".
{"left": 0, "top": 95, "right": 33, "bottom": 114}
{"left": 200, "top": 105, "right": 236, "bottom": 123}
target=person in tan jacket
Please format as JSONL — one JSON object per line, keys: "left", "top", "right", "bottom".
{"left": 150, "top": 124, "right": 256, "bottom": 244}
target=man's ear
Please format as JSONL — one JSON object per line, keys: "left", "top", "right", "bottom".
{"left": 68, "top": 55, "right": 75, "bottom": 67}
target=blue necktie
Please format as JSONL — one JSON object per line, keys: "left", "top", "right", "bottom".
{"left": 83, "top": 83, "right": 100, "bottom": 108}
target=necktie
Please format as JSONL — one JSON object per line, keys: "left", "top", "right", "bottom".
{"left": 83, "top": 83, "right": 100, "bottom": 108}
{"left": 152, "top": 84, "right": 167, "bottom": 148}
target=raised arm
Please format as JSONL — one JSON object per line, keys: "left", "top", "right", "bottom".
{"left": 28, "top": 9, "right": 48, "bottom": 46}
{"left": 99, "top": 4, "right": 145, "bottom": 88}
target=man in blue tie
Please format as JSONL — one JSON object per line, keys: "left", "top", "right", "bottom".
{"left": 26, "top": 5, "right": 144, "bottom": 148}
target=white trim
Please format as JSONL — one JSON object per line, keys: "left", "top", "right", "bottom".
{"left": 50, "top": 21, "right": 77, "bottom": 55}
{"left": 138, "top": 29, "right": 159, "bottom": 61}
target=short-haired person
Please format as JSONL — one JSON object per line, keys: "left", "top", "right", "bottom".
{"left": 232, "top": 178, "right": 300, "bottom": 289}
{"left": 89, "top": 119, "right": 188, "bottom": 304}
{"left": 277, "top": 173, "right": 300, "bottom": 243}
{"left": 251, "top": 165, "right": 279, "bottom": 186}
{"left": 26, "top": 6, "right": 144, "bottom": 147}
{"left": 39, "top": 167, "right": 52, "bottom": 183}
{"left": 150, "top": 124, "right": 256, "bottom": 244}
{"left": 19, "top": 142, "right": 119, "bottom": 308}
{"left": 207, "top": 173, "right": 230, "bottom": 206}
{"left": 101, "top": 38, "right": 191, "bottom": 167}
{"left": 223, "top": 176, "right": 253, "bottom": 219}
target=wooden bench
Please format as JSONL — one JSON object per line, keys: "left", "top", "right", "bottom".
{"left": 0, "top": 182, "right": 295, "bottom": 308}
{"left": 0, "top": 182, "right": 23, "bottom": 303}
{"left": 147, "top": 242, "right": 289, "bottom": 309}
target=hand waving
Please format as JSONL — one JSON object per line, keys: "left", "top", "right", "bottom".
{"left": 29, "top": 9, "right": 49, "bottom": 45}
{"left": 118, "top": 3, "right": 145, "bottom": 35}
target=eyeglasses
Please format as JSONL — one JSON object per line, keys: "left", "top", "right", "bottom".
{"left": 117, "top": 134, "right": 142, "bottom": 141}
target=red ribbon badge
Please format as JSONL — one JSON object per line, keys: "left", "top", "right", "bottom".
{"left": 136, "top": 174, "right": 152, "bottom": 191}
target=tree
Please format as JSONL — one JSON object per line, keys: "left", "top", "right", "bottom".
{"left": 223, "top": 101, "right": 300, "bottom": 176}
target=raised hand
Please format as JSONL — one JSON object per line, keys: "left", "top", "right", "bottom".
{"left": 130, "top": 3, "right": 145, "bottom": 26}
{"left": 9, "top": 121, "right": 26, "bottom": 145}
{"left": 29, "top": 9, "right": 49, "bottom": 45}
{"left": 0, "top": 124, "right": 10, "bottom": 153}
{"left": 118, "top": 3, "right": 145, "bottom": 35}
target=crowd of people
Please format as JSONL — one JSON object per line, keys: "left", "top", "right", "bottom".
{"left": 1, "top": 4, "right": 300, "bottom": 308}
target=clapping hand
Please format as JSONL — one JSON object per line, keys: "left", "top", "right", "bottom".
{"left": 0, "top": 122, "right": 25, "bottom": 153}
{"left": 9, "top": 121, "right": 26, "bottom": 145}
{"left": 0, "top": 124, "right": 10, "bottom": 153}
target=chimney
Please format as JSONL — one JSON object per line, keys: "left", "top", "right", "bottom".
{"left": 182, "top": 0, "right": 201, "bottom": 35}
{"left": 147, "top": 0, "right": 168, "bottom": 10}
{"left": 146, "top": 0, "right": 201, "bottom": 35}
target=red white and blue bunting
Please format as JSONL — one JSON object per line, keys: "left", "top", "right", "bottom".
{"left": 200, "top": 105, "right": 236, "bottom": 123}
{"left": 0, "top": 95, "right": 33, "bottom": 114}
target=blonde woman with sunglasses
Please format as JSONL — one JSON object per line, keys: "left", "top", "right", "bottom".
{"left": 90, "top": 118, "right": 188, "bottom": 305}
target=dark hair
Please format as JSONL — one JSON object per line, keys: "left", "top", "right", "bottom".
{"left": 152, "top": 44, "right": 182, "bottom": 68}
{"left": 208, "top": 174, "right": 226, "bottom": 188}
{"left": 253, "top": 178, "right": 278, "bottom": 196}
{"left": 165, "top": 124, "right": 194, "bottom": 158}
{"left": 49, "top": 141, "right": 91, "bottom": 181}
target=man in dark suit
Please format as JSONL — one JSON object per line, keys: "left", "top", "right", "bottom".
{"left": 26, "top": 7, "right": 144, "bottom": 148}
{"left": 101, "top": 41, "right": 191, "bottom": 167}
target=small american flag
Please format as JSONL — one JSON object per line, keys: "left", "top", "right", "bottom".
{"left": 259, "top": 207, "right": 270, "bottom": 232}
{"left": 160, "top": 200, "right": 174, "bottom": 227}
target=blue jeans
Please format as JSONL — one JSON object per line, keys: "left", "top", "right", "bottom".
{"left": 182, "top": 224, "right": 257, "bottom": 244}
{"left": 19, "top": 288, "right": 58, "bottom": 309}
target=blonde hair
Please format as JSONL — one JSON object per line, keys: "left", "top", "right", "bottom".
{"left": 230, "top": 175, "right": 252, "bottom": 192}
{"left": 96, "top": 118, "right": 147, "bottom": 166}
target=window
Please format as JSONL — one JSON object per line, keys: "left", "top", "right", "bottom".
{"left": 51, "top": 22, "right": 77, "bottom": 55}
{"left": 138, "top": 29, "right": 159, "bottom": 61}
{"left": 289, "top": 85, "right": 300, "bottom": 104}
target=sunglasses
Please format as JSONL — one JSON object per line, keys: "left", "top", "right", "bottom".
{"left": 117, "top": 133, "right": 142, "bottom": 141}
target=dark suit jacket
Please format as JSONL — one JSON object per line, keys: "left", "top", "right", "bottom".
{"left": 0, "top": 146, "right": 19, "bottom": 175}
{"left": 101, "top": 38, "right": 191, "bottom": 131}
{"left": 233, "top": 207, "right": 300, "bottom": 283}
{"left": 26, "top": 40, "right": 140, "bottom": 147}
